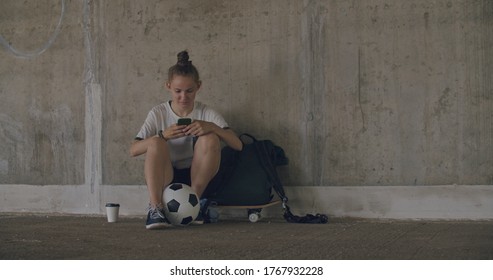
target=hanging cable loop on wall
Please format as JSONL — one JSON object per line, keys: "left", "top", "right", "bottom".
{"left": 0, "top": 0, "right": 65, "bottom": 59}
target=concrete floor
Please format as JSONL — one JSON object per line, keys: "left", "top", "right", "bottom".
{"left": 1, "top": 213, "right": 492, "bottom": 260}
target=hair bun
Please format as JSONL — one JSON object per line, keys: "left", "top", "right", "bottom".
{"left": 177, "top": 51, "right": 191, "bottom": 66}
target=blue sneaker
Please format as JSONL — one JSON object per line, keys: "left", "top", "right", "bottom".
{"left": 193, "top": 210, "right": 206, "bottom": 225}
{"left": 208, "top": 206, "right": 220, "bottom": 223}
{"left": 193, "top": 199, "right": 219, "bottom": 224}
{"left": 145, "top": 206, "right": 170, "bottom": 230}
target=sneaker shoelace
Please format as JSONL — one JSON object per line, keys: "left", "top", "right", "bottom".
{"left": 147, "top": 206, "right": 166, "bottom": 220}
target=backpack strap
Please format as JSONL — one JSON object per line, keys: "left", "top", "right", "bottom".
{"left": 283, "top": 203, "right": 329, "bottom": 223}
{"left": 252, "top": 139, "right": 329, "bottom": 224}
{"left": 253, "top": 140, "right": 287, "bottom": 200}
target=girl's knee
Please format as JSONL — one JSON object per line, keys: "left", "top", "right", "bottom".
{"left": 147, "top": 137, "right": 168, "bottom": 154}
{"left": 195, "top": 134, "right": 220, "bottom": 151}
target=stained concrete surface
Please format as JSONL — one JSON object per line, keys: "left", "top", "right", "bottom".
{"left": 1, "top": 214, "right": 492, "bottom": 260}
{"left": 2, "top": 0, "right": 493, "bottom": 189}
{"left": 2, "top": 0, "right": 493, "bottom": 221}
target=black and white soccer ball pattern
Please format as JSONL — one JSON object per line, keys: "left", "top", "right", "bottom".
{"left": 163, "top": 183, "right": 200, "bottom": 226}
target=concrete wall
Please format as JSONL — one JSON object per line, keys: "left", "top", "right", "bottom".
{"left": 1, "top": 0, "right": 492, "bottom": 219}
{"left": 1, "top": 0, "right": 85, "bottom": 185}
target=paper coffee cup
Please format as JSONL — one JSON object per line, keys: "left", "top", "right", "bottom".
{"left": 105, "top": 203, "right": 120, "bottom": 222}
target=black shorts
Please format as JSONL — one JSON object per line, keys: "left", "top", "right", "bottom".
{"left": 171, "top": 167, "right": 221, "bottom": 198}
{"left": 171, "top": 167, "right": 192, "bottom": 186}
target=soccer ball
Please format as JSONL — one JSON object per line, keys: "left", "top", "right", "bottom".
{"left": 163, "top": 183, "right": 200, "bottom": 226}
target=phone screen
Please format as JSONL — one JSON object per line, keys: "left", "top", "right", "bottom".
{"left": 177, "top": 118, "right": 192, "bottom": 125}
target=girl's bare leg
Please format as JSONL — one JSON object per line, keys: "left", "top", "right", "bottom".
{"left": 144, "top": 137, "right": 174, "bottom": 207}
{"left": 190, "top": 133, "right": 221, "bottom": 197}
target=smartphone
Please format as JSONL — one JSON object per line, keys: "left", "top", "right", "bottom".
{"left": 177, "top": 118, "right": 192, "bottom": 126}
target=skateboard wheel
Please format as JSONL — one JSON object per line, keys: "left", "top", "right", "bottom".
{"left": 248, "top": 212, "right": 261, "bottom": 223}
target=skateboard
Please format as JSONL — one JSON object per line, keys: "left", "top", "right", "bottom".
{"left": 214, "top": 200, "right": 281, "bottom": 223}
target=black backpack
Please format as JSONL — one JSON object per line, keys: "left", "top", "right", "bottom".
{"left": 205, "top": 134, "right": 328, "bottom": 224}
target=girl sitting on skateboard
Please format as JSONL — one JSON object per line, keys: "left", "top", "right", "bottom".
{"left": 130, "top": 50, "right": 243, "bottom": 229}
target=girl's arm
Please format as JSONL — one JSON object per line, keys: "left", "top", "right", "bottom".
{"left": 184, "top": 120, "right": 243, "bottom": 151}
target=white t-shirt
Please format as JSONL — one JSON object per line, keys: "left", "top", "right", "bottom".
{"left": 135, "top": 101, "right": 229, "bottom": 169}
